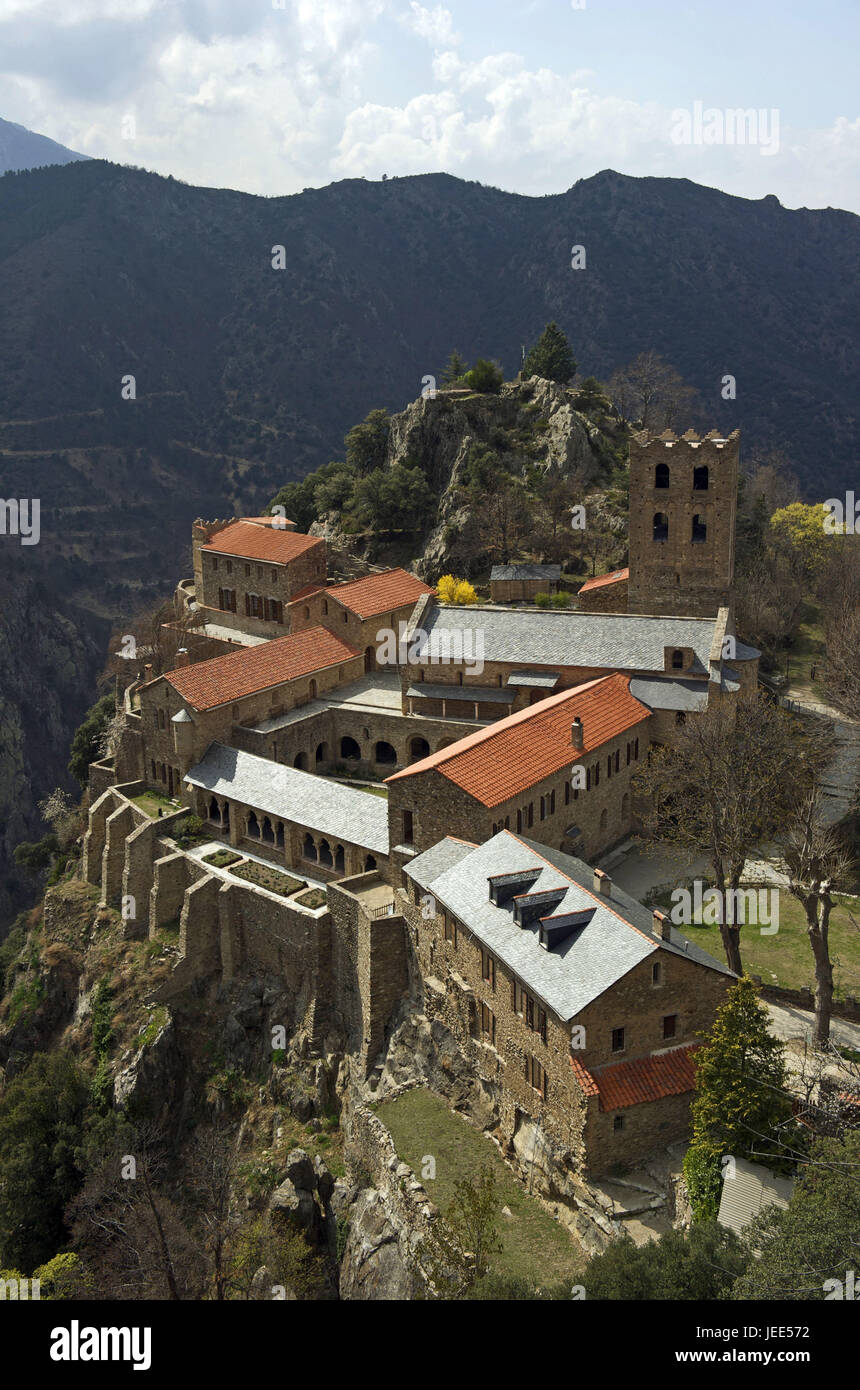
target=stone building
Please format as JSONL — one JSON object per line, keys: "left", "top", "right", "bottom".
{"left": 385, "top": 673, "right": 652, "bottom": 871}
{"left": 402, "top": 830, "right": 734, "bottom": 1174}
{"left": 576, "top": 567, "right": 629, "bottom": 612}
{"left": 192, "top": 517, "right": 327, "bottom": 640}
{"left": 126, "top": 626, "right": 364, "bottom": 794}
{"left": 627, "top": 429, "right": 739, "bottom": 618}
{"left": 399, "top": 595, "right": 758, "bottom": 733}
{"left": 286, "top": 568, "right": 434, "bottom": 671}
{"left": 489, "top": 563, "right": 562, "bottom": 603}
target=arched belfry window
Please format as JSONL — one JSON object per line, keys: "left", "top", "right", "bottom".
{"left": 671, "top": 649, "right": 684, "bottom": 670}
{"left": 693, "top": 465, "right": 709, "bottom": 491}
{"left": 653, "top": 512, "right": 669, "bottom": 542}
{"left": 692, "top": 514, "right": 707, "bottom": 543}
{"left": 655, "top": 462, "right": 670, "bottom": 489}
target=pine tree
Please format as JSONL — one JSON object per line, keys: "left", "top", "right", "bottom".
{"left": 684, "top": 977, "right": 796, "bottom": 1219}
{"left": 441, "top": 350, "right": 468, "bottom": 384}
{"left": 522, "top": 322, "right": 577, "bottom": 384}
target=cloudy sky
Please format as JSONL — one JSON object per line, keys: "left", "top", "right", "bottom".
{"left": 1, "top": 0, "right": 859, "bottom": 210}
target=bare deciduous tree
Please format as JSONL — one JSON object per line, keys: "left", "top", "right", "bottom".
{"left": 781, "top": 790, "right": 856, "bottom": 1043}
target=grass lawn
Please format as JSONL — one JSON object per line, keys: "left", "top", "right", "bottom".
{"left": 229, "top": 861, "right": 305, "bottom": 897}
{"left": 376, "top": 1088, "right": 583, "bottom": 1288}
{"left": 294, "top": 888, "right": 327, "bottom": 910}
{"left": 202, "top": 849, "right": 243, "bottom": 868}
{"left": 782, "top": 599, "right": 830, "bottom": 704}
{"left": 358, "top": 785, "right": 388, "bottom": 798}
{"left": 131, "top": 791, "right": 181, "bottom": 819}
{"left": 676, "top": 891, "right": 860, "bottom": 998}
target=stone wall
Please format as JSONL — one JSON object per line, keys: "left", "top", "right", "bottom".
{"left": 576, "top": 577, "right": 628, "bottom": 613}
{"left": 627, "top": 430, "right": 739, "bottom": 618}
{"left": 327, "top": 874, "right": 411, "bottom": 1071}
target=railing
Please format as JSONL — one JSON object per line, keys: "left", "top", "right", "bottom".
{"left": 370, "top": 902, "right": 396, "bottom": 919}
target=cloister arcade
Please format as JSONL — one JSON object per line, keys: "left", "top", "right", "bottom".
{"left": 194, "top": 789, "right": 383, "bottom": 881}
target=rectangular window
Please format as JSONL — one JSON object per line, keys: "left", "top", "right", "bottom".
{"left": 652, "top": 962, "right": 662, "bottom": 986}
{"left": 525, "top": 994, "right": 534, "bottom": 1030}
{"left": 634, "top": 738, "right": 639, "bottom": 760}
{"left": 611, "top": 1027, "right": 625, "bottom": 1053}
{"left": 480, "top": 1001, "right": 496, "bottom": 1044}
{"left": 607, "top": 755, "right": 612, "bottom": 778}
{"left": 539, "top": 796, "right": 546, "bottom": 822}
{"left": 526, "top": 1055, "right": 548, "bottom": 1099}
{"left": 594, "top": 764, "right": 600, "bottom": 786}
{"left": 663, "top": 1014, "right": 677, "bottom": 1040}
{"left": 226, "top": 560, "right": 232, "bottom": 575}
{"left": 403, "top": 810, "right": 414, "bottom": 844}
{"left": 613, "top": 1114, "right": 624, "bottom": 1133}
{"left": 614, "top": 750, "right": 620, "bottom": 773}
{"left": 564, "top": 782, "right": 570, "bottom": 805}
{"left": 481, "top": 950, "right": 495, "bottom": 990}
{"left": 626, "top": 742, "right": 631, "bottom": 766}
{"left": 527, "top": 803, "right": 534, "bottom": 828}
{"left": 444, "top": 914, "right": 457, "bottom": 948}
{"left": 212, "top": 557, "right": 218, "bottom": 571}
{"left": 538, "top": 1007, "right": 547, "bottom": 1045}
{"left": 586, "top": 767, "right": 591, "bottom": 791}
{"left": 245, "top": 564, "right": 251, "bottom": 577}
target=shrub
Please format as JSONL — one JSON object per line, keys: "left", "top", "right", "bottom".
{"left": 534, "top": 592, "right": 551, "bottom": 608}
{"left": 465, "top": 359, "right": 504, "bottom": 393}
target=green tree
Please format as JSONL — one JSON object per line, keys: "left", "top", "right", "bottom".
{"left": 0, "top": 1054, "right": 90, "bottom": 1272}
{"left": 582, "top": 1221, "right": 748, "bottom": 1299}
{"left": 345, "top": 407, "right": 390, "bottom": 474}
{"left": 313, "top": 462, "right": 357, "bottom": 515}
{"left": 350, "top": 462, "right": 434, "bottom": 531}
{"left": 465, "top": 358, "right": 504, "bottom": 393}
{"left": 13, "top": 834, "right": 59, "bottom": 873}
{"left": 572, "top": 375, "right": 610, "bottom": 414}
{"left": 685, "top": 978, "right": 795, "bottom": 1220}
{"left": 68, "top": 694, "right": 115, "bottom": 786}
{"left": 441, "top": 349, "right": 469, "bottom": 383}
{"left": 522, "top": 322, "right": 576, "bottom": 384}
{"left": 732, "top": 1132, "right": 860, "bottom": 1300}
{"left": 267, "top": 474, "right": 319, "bottom": 533}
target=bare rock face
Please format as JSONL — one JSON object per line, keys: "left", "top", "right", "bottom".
{"left": 112, "top": 1010, "right": 182, "bottom": 1124}
{"left": 338, "top": 1189, "right": 415, "bottom": 1301}
{"left": 374, "top": 1013, "right": 499, "bottom": 1130}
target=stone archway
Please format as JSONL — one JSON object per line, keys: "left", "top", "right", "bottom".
{"left": 375, "top": 740, "right": 396, "bottom": 765}
{"left": 293, "top": 752, "right": 308, "bottom": 770}
{"left": 340, "top": 736, "right": 361, "bottom": 760}
{"left": 409, "top": 736, "right": 430, "bottom": 762}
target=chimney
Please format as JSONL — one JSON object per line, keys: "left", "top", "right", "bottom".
{"left": 592, "top": 868, "right": 612, "bottom": 898}
{"left": 653, "top": 909, "right": 672, "bottom": 942}
{"left": 571, "top": 716, "right": 584, "bottom": 750}
{"left": 175, "top": 647, "right": 190, "bottom": 668}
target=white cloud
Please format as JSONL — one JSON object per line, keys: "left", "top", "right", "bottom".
{"left": 0, "top": 3, "right": 858, "bottom": 210}
{"left": 401, "top": 2, "right": 460, "bottom": 47}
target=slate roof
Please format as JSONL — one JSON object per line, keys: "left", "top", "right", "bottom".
{"left": 421, "top": 604, "right": 719, "bottom": 675}
{"left": 163, "top": 628, "right": 360, "bottom": 710}
{"left": 184, "top": 743, "right": 389, "bottom": 854}
{"left": 201, "top": 519, "right": 324, "bottom": 565}
{"left": 403, "top": 831, "right": 731, "bottom": 1021}
{"left": 389, "top": 674, "right": 651, "bottom": 807}
{"left": 590, "top": 1044, "right": 701, "bottom": 1111}
{"left": 506, "top": 670, "right": 560, "bottom": 688}
{"left": 578, "top": 567, "right": 629, "bottom": 594}
{"left": 405, "top": 682, "right": 516, "bottom": 705}
{"left": 629, "top": 676, "right": 710, "bottom": 712}
{"left": 490, "top": 564, "right": 562, "bottom": 582}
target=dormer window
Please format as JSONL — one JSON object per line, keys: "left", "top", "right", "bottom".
{"left": 671, "top": 649, "right": 684, "bottom": 669}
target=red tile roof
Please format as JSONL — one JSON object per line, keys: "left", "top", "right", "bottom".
{"left": 570, "top": 1057, "right": 600, "bottom": 1097}
{"left": 578, "top": 567, "right": 629, "bottom": 594}
{"left": 592, "top": 1044, "right": 701, "bottom": 1112}
{"left": 201, "top": 519, "right": 323, "bottom": 565}
{"left": 324, "top": 568, "right": 434, "bottom": 619}
{"left": 386, "top": 673, "right": 651, "bottom": 808}
{"left": 287, "top": 583, "right": 327, "bottom": 605}
{"left": 163, "top": 627, "right": 360, "bottom": 710}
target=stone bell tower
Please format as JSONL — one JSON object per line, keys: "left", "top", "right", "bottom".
{"left": 626, "top": 428, "right": 739, "bottom": 618}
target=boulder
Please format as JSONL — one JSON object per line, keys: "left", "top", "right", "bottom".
{"left": 283, "top": 1148, "right": 315, "bottom": 1191}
